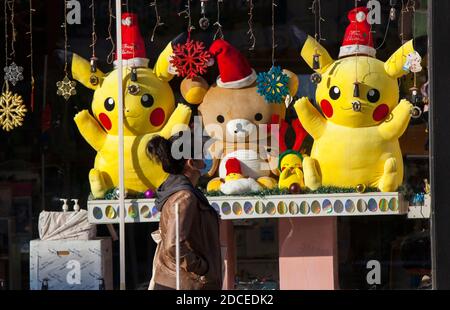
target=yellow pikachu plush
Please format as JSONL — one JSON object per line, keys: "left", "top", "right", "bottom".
{"left": 72, "top": 13, "right": 191, "bottom": 198}
{"left": 278, "top": 151, "right": 305, "bottom": 191}
{"left": 292, "top": 7, "right": 427, "bottom": 192}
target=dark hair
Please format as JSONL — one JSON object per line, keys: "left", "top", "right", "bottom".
{"left": 147, "top": 131, "right": 198, "bottom": 175}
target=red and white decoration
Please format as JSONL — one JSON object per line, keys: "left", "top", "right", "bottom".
{"left": 338, "top": 7, "right": 376, "bottom": 58}
{"left": 220, "top": 158, "right": 262, "bottom": 195}
{"left": 114, "top": 13, "right": 149, "bottom": 68}
{"left": 209, "top": 39, "right": 257, "bottom": 89}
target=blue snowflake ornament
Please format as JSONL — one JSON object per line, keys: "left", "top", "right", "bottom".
{"left": 256, "top": 66, "right": 290, "bottom": 103}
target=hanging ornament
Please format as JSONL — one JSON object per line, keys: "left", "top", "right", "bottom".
{"left": 199, "top": 0, "right": 210, "bottom": 30}
{"left": 0, "top": 83, "right": 27, "bottom": 132}
{"left": 312, "top": 52, "right": 320, "bottom": 70}
{"left": 407, "top": 2, "right": 422, "bottom": 120}
{"left": 56, "top": 75, "right": 77, "bottom": 100}
{"left": 0, "top": 0, "right": 27, "bottom": 132}
{"left": 310, "top": 73, "right": 322, "bottom": 84}
{"left": 4, "top": 0, "right": 23, "bottom": 86}
{"left": 128, "top": 67, "right": 140, "bottom": 95}
{"left": 173, "top": 1, "right": 211, "bottom": 78}
{"left": 89, "top": 0, "right": 99, "bottom": 87}
{"left": 256, "top": 0, "right": 290, "bottom": 103}
{"left": 170, "top": 39, "right": 211, "bottom": 78}
{"left": 4, "top": 62, "right": 23, "bottom": 86}
{"left": 256, "top": 66, "right": 289, "bottom": 104}
{"left": 390, "top": 0, "right": 397, "bottom": 21}
{"left": 310, "top": 0, "right": 325, "bottom": 84}
{"left": 57, "top": 0, "right": 77, "bottom": 101}
{"left": 128, "top": 66, "right": 140, "bottom": 95}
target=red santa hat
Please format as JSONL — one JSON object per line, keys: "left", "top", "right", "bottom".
{"left": 114, "top": 13, "right": 149, "bottom": 68}
{"left": 209, "top": 39, "right": 257, "bottom": 89}
{"left": 225, "top": 158, "right": 242, "bottom": 175}
{"left": 339, "top": 7, "right": 376, "bottom": 58}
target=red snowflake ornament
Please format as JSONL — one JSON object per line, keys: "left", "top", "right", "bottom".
{"left": 170, "top": 39, "right": 211, "bottom": 79}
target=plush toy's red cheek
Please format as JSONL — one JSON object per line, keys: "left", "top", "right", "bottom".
{"left": 320, "top": 100, "right": 333, "bottom": 118}
{"left": 373, "top": 104, "right": 390, "bottom": 122}
{"left": 150, "top": 108, "right": 165, "bottom": 127}
{"left": 99, "top": 113, "right": 112, "bottom": 131}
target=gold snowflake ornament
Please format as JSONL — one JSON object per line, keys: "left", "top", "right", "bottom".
{"left": 0, "top": 90, "right": 27, "bottom": 132}
{"left": 56, "top": 75, "right": 77, "bottom": 100}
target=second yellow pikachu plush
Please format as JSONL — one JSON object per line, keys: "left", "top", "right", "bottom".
{"left": 292, "top": 7, "right": 427, "bottom": 192}
{"left": 72, "top": 13, "right": 191, "bottom": 198}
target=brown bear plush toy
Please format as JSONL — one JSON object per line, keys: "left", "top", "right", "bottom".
{"left": 180, "top": 39, "right": 298, "bottom": 194}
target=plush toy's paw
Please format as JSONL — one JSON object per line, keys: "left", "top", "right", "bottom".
{"left": 303, "top": 156, "right": 322, "bottom": 190}
{"left": 89, "top": 169, "right": 108, "bottom": 199}
{"left": 220, "top": 178, "right": 262, "bottom": 195}
{"left": 207, "top": 177, "right": 223, "bottom": 193}
{"left": 181, "top": 77, "right": 209, "bottom": 105}
{"left": 74, "top": 109, "right": 91, "bottom": 122}
{"left": 399, "top": 99, "right": 413, "bottom": 109}
{"left": 257, "top": 176, "right": 278, "bottom": 189}
{"left": 378, "top": 158, "right": 398, "bottom": 192}
{"left": 293, "top": 97, "right": 311, "bottom": 110}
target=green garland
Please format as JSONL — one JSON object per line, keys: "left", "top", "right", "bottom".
{"left": 90, "top": 185, "right": 407, "bottom": 200}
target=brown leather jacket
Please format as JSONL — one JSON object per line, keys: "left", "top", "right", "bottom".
{"left": 153, "top": 190, "right": 222, "bottom": 290}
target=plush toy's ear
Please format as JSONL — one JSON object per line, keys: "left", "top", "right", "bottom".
{"left": 292, "top": 26, "right": 334, "bottom": 74}
{"left": 384, "top": 40, "right": 414, "bottom": 79}
{"left": 384, "top": 38, "right": 427, "bottom": 79}
{"left": 153, "top": 40, "right": 175, "bottom": 82}
{"left": 180, "top": 77, "right": 209, "bottom": 105}
{"left": 72, "top": 53, "right": 105, "bottom": 90}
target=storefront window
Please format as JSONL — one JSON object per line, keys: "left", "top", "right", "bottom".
{"left": 0, "top": 0, "right": 432, "bottom": 290}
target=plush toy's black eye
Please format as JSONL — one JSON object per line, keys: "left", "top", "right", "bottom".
{"left": 329, "top": 86, "right": 341, "bottom": 100}
{"left": 255, "top": 113, "right": 263, "bottom": 121}
{"left": 104, "top": 97, "right": 115, "bottom": 111}
{"left": 217, "top": 115, "right": 225, "bottom": 123}
{"left": 141, "top": 93, "right": 154, "bottom": 108}
{"left": 367, "top": 89, "right": 380, "bottom": 103}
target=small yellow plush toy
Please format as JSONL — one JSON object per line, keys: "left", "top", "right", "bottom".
{"left": 72, "top": 13, "right": 191, "bottom": 198}
{"left": 278, "top": 150, "right": 305, "bottom": 192}
{"left": 292, "top": 7, "right": 427, "bottom": 192}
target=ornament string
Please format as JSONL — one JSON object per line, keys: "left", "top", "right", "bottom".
{"left": 247, "top": 0, "right": 255, "bottom": 50}
{"left": 255, "top": 0, "right": 289, "bottom": 104}
{"left": 213, "top": 0, "right": 223, "bottom": 40}
{"left": 27, "top": 0, "right": 35, "bottom": 111}
{"left": 90, "top": 0, "right": 97, "bottom": 59}
{"left": 8, "top": 0, "right": 16, "bottom": 59}
{"left": 310, "top": 0, "right": 325, "bottom": 78}
{"left": 56, "top": 0, "right": 76, "bottom": 101}
{"left": 150, "top": 0, "right": 163, "bottom": 42}
{"left": 3, "top": 0, "right": 8, "bottom": 92}
{"left": 271, "top": 0, "right": 276, "bottom": 67}
{"left": 410, "top": 0, "right": 417, "bottom": 88}
{"left": 354, "top": 0, "right": 359, "bottom": 91}
{"left": 63, "top": 0, "right": 68, "bottom": 75}
{"left": 178, "top": 0, "right": 194, "bottom": 36}
{"left": 311, "top": 0, "right": 324, "bottom": 44}
{"left": 375, "top": 1, "right": 393, "bottom": 50}
{"left": 106, "top": 0, "right": 115, "bottom": 64}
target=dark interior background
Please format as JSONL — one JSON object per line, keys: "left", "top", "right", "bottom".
{"left": 0, "top": 0, "right": 430, "bottom": 289}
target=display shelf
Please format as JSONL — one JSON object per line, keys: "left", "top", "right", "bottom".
{"left": 87, "top": 192, "right": 407, "bottom": 224}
